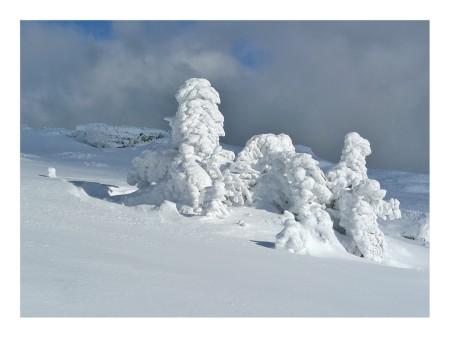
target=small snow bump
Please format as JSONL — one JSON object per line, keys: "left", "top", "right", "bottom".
{"left": 236, "top": 220, "right": 247, "bottom": 227}
{"left": 47, "top": 167, "right": 56, "bottom": 178}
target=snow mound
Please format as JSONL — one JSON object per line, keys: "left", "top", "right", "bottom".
{"left": 71, "top": 123, "right": 168, "bottom": 148}
{"left": 47, "top": 167, "right": 56, "bottom": 178}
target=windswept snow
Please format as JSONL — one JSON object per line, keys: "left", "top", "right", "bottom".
{"left": 20, "top": 125, "right": 429, "bottom": 317}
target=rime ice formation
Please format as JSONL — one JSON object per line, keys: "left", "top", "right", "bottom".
{"left": 327, "top": 133, "right": 401, "bottom": 262}
{"left": 126, "top": 78, "right": 232, "bottom": 216}
{"left": 203, "top": 180, "right": 230, "bottom": 218}
{"left": 127, "top": 145, "right": 177, "bottom": 189}
{"left": 166, "top": 78, "right": 234, "bottom": 215}
{"left": 126, "top": 79, "right": 402, "bottom": 262}
{"left": 327, "top": 132, "right": 371, "bottom": 196}
{"left": 224, "top": 133, "right": 295, "bottom": 208}
{"left": 229, "top": 133, "right": 340, "bottom": 251}
{"left": 271, "top": 152, "right": 341, "bottom": 251}
{"left": 167, "top": 78, "right": 223, "bottom": 158}
{"left": 275, "top": 153, "right": 341, "bottom": 249}
{"left": 334, "top": 190, "right": 387, "bottom": 262}
{"left": 275, "top": 211, "right": 307, "bottom": 253}
{"left": 236, "top": 133, "right": 296, "bottom": 165}
{"left": 352, "top": 179, "right": 401, "bottom": 221}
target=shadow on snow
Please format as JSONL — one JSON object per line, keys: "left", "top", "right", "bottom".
{"left": 250, "top": 240, "right": 276, "bottom": 249}
{"left": 69, "top": 180, "right": 124, "bottom": 204}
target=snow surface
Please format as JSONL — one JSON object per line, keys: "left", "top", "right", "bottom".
{"left": 21, "top": 126, "right": 429, "bottom": 317}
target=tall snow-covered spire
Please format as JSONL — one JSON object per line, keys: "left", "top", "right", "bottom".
{"left": 327, "top": 132, "right": 371, "bottom": 196}
{"left": 167, "top": 78, "right": 225, "bottom": 160}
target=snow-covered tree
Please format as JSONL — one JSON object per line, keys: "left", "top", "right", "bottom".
{"left": 196, "top": 133, "right": 296, "bottom": 210}
{"left": 166, "top": 78, "right": 232, "bottom": 165}
{"left": 126, "top": 78, "right": 233, "bottom": 215}
{"left": 227, "top": 133, "right": 295, "bottom": 206}
{"left": 327, "top": 132, "right": 401, "bottom": 262}
{"left": 327, "top": 132, "right": 371, "bottom": 197}
{"left": 279, "top": 152, "right": 333, "bottom": 212}
{"left": 125, "top": 78, "right": 402, "bottom": 262}
{"left": 273, "top": 152, "right": 341, "bottom": 252}
{"left": 228, "top": 133, "right": 340, "bottom": 252}
{"left": 335, "top": 189, "right": 387, "bottom": 262}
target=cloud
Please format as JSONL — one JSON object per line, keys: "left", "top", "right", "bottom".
{"left": 20, "top": 21, "right": 429, "bottom": 173}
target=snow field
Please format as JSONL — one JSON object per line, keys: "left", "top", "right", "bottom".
{"left": 20, "top": 126, "right": 429, "bottom": 316}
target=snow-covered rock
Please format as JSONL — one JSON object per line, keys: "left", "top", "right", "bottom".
{"left": 71, "top": 123, "right": 167, "bottom": 148}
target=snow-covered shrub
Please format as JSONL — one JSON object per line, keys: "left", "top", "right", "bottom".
{"left": 229, "top": 133, "right": 340, "bottom": 252}
{"left": 203, "top": 180, "right": 230, "bottom": 218}
{"left": 127, "top": 145, "right": 177, "bottom": 189}
{"left": 272, "top": 152, "right": 341, "bottom": 252}
{"left": 327, "top": 132, "right": 401, "bottom": 262}
{"left": 221, "top": 169, "right": 253, "bottom": 206}
{"left": 235, "top": 134, "right": 331, "bottom": 212}
{"left": 225, "top": 133, "right": 295, "bottom": 207}
{"left": 213, "top": 133, "right": 299, "bottom": 209}
{"left": 166, "top": 154, "right": 213, "bottom": 214}
{"left": 72, "top": 123, "right": 167, "bottom": 148}
{"left": 125, "top": 146, "right": 214, "bottom": 213}
{"left": 275, "top": 211, "right": 308, "bottom": 253}
{"left": 351, "top": 179, "right": 401, "bottom": 221}
{"left": 276, "top": 206, "right": 342, "bottom": 254}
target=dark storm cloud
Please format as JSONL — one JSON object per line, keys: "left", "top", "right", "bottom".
{"left": 20, "top": 21, "right": 429, "bottom": 173}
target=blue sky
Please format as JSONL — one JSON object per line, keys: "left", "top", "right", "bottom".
{"left": 43, "top": 20, "right": 113, "bottom": 39}
{"left": 20, "top": 20, "right": 429, "bottom": 173}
